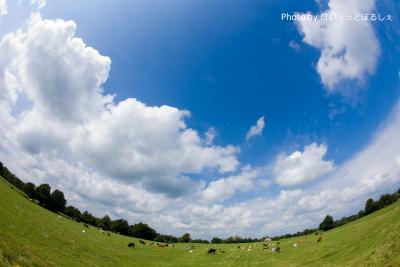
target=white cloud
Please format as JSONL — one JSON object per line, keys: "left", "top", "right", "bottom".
{"left": 0, "top": 13, "right": 239, "bottom": 198}
{"left": 0, "top": 0, "right": 7, "bottom": 15}
{"left": 246, "top": 116, "right": 265, "bottom": 140}
{"left": 201, "top": 166, "right": 262, "bottom": 203}
{"left": 273, "top": 143, "right": 334, "bottom": 186}
{"left": 296, "top": 0, "right": 380, "bottom": 91}
{"left": 71, "top": 99, "right": 238, "bottom": 194}
{"left": 3, "top": 13, "right": 112, "bottom": 123}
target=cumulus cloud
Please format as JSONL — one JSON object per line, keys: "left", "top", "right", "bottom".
{"left": 71, "top": 99, "right": 238, "bottom": 195}
{"left": 246, "top": 116, "right": 265, "bottom": 140}
{"left": 201, "top": 166, "right": 262, "bottom": 203}
{"left": 0, "top": 13, "right": 239, "bottom": 198}
{"left": 296, "top": 0, "right": 380, "bottom": 91}
{"left": 3, "top": 13, "right": 112, "bottom": 123}
{"left": 273, "top": 143, "right": 334, "bottom": 186}
{"left": 0, "top": 0, "right": 7, "bottom": 15}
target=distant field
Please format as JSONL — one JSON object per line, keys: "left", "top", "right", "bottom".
{"left": 0, "top": 176, "right": 399, "bottom": 267}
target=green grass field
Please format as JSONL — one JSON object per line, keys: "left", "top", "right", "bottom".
{"left": 0, "top": 176, "right": 399, "bottom": 267}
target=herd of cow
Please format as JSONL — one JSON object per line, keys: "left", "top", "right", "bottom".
{"left": 80, "top": 223, "right": 323, "bottom": 255}
{"left": 124, "top": 233, "right": 323, "bottom": 255}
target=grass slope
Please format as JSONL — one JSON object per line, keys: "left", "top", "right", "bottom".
{"left": 0, "top": 176, "right": 399, "bottom": 267}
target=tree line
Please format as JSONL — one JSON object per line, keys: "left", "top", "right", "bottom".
{"left": 318, "top": 190, "right": 400, "bottom": 232}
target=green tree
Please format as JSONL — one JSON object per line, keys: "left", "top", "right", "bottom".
{"left": 50, "top": 189, "right": 66, "bottom": 212}
{"left": 377, "top": 194, "right": 395, "bottom": 209}
{"left": 365, "top": 198, "right": 377, "bottom": 215}
{"left": 129, "top": 222, "right": 157, "bottom": 240}
{"left": 24, "top": 182, "right": 36, "bottom": 199}
{"left": 111, "top": 219, "right": 129, "bottom": 235}
{"left": 64, "top": 206, "right": 81, "bottom": 219}
{"left": 99, "top": 215, "right": 112, "bottom": 231}
{"left": 358, "top": 209, "right": 365, "bottom": 218}
{"left": 211, "top": 237, "right": 222, "bottom": 244}
{"left": 319, "top": 215, "right": 335, "bottom": 231}
{"left": 81, "top": 211, "right": 97, "bottom": 225}
{"left": 180, "top": 233, "right": 191, "bottom": 243}
{"left": 35, "top": 183, "right": 51, "bottom": 207}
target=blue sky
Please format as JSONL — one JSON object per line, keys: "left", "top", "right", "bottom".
{"left": 40, "top": 0, "right": 399, "bottom": 164}
{"left": 0, "top": 0, "right": 400, "bottom": 238}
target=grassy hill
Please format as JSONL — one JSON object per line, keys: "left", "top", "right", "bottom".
{"left": 0, "top": 176, "right": 399, "bottom": 267}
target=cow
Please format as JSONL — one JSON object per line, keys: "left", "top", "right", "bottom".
{"left": 207, "top": 248, "right": 216, "bottom": 254}
{"left": 272, "top": 246, "right": 281, "bottom": 253}
{"left": 317, "top": 236, "right": 322, "bottom": 243}
{"left": 83, "top": 224, "right": 89, "bottom": 228}
{"left": 128, "top": 242, "right": 135, "bottom": 249}
{"left": 139, "top": 240, "right": 146, "bottom": 245}
{"left": 107, "top": 233, "right": 111, "bottom": 237}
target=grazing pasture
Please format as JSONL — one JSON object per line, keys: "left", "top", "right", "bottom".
{"left": 0, "top": 176, "right": 399, "bottom": 266}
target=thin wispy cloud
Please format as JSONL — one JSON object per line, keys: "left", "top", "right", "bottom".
{"left": 246, "top": 116, "right": 265, "bottom": 140}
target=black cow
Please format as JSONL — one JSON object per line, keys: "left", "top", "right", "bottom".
{"left": 207, "top": 248, "right": 216, "bottom": 254}
{"left": 128, "top": 242, "right": 135, "bottom": 249}
{"left": 139, "top": 240, "right": 146, "bottom": 245}
{"left": 83, "top": 224, "right": 89, "bottom": 228}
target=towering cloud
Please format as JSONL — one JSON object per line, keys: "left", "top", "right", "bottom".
{"left": 0, "top": 13, "right": 239, "bottom": 198}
